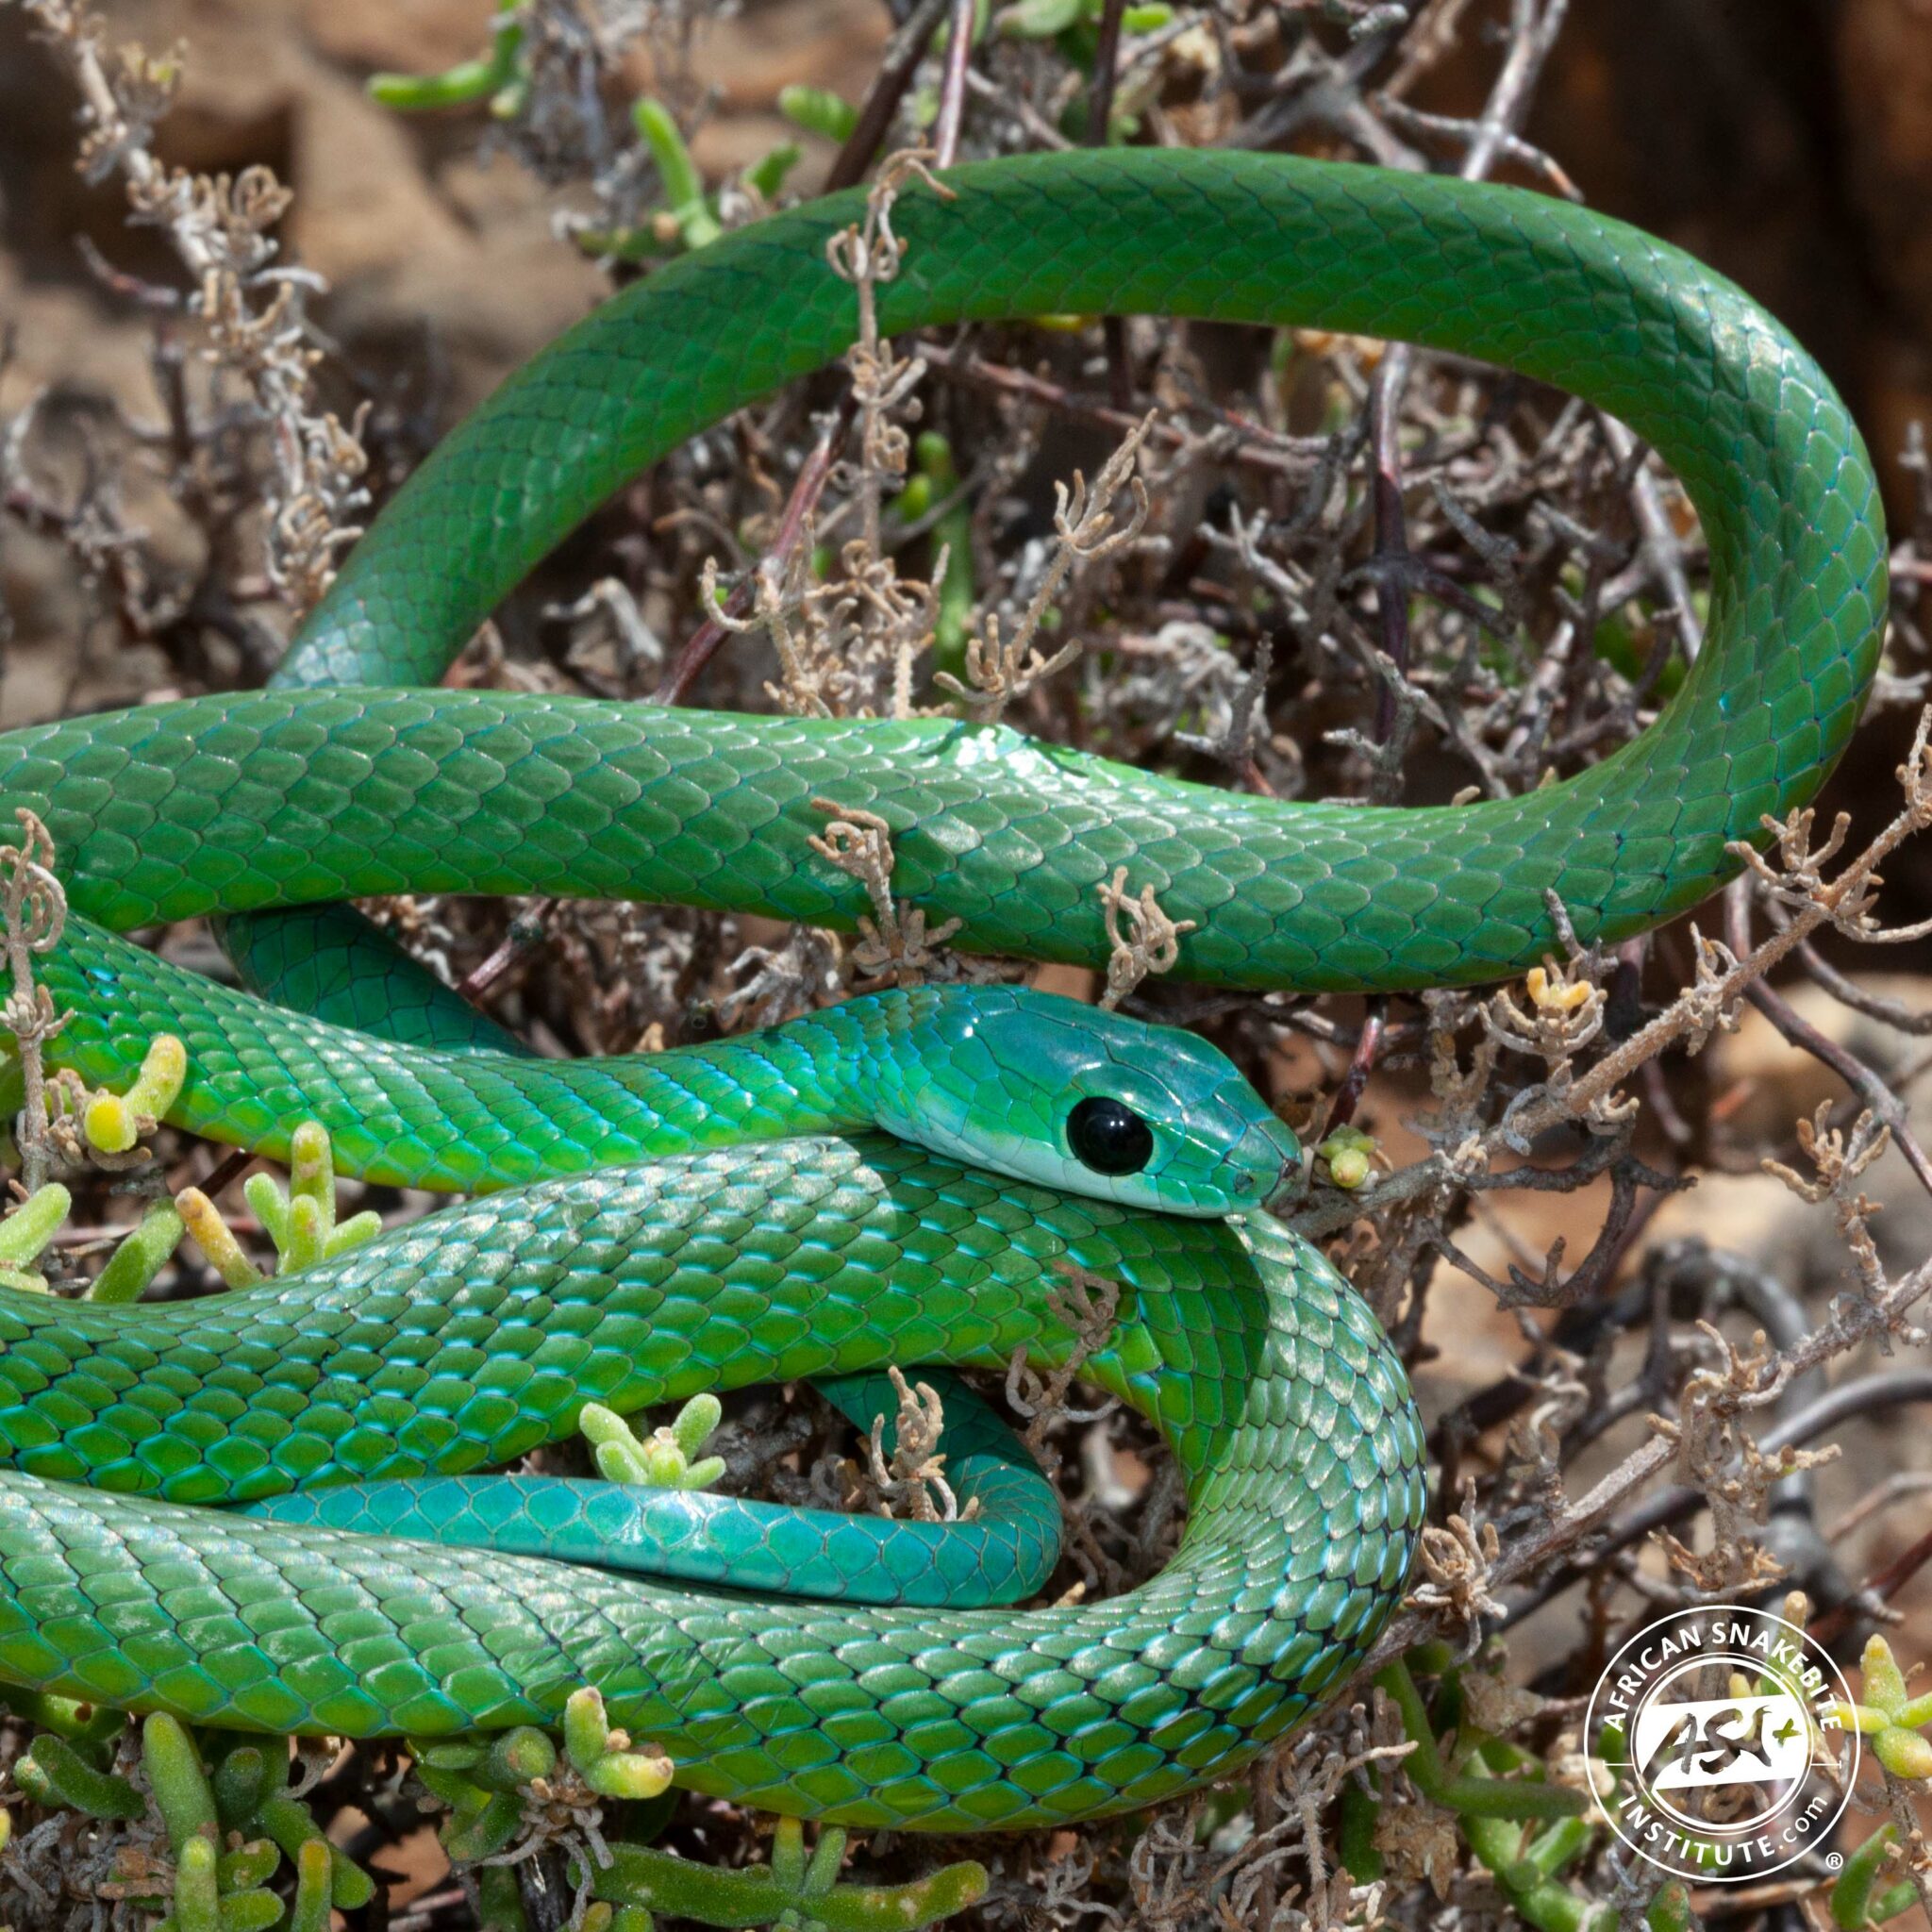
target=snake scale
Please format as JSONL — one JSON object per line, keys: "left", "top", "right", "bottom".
{"left": 0, "top": 149, "right": 1887, "bottom": 1830}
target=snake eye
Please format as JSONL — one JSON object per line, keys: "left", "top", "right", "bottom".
{"left": 1066, "top": 1096, "right": 1154, "bottom": 1177}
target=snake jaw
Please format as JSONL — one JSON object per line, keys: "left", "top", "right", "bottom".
{"left": 1217, "top": 1113, "right": 1305, "bottom": 1220}
{"left": 1262, "top": 1159, "right": 1303, "bottom": 1218}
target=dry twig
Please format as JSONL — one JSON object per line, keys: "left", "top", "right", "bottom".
{"left": 936, "top": 417, "right": 1153, "bottom": 722}
{"left": 808, "top": 797, "right": 962, "bottom": 987}
{"left": 0, "top": 812, "right": 68, "bottom": 1193}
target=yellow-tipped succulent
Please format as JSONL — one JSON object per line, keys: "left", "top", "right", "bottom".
{"left": 1832, "top": 1635, "right": 1932, "bottom": 1780}
{"left": 564, "top": 1687, "right": 675, "bottom": 1801}
{"left": 178, "top": 1119, "right": 382, "bottom": 1288}
{"left": 581, "top": 1395, "right": 726, "bottom": 1491}
{"left": 242, "top": 1121, "right": 381, "bottom": 1274}
{"left": 83, "top": 1032, "right": 187, "bottom": 1155}
{"left": 1524, "top": 964, "right": 1594, "bottom": 1014}
{"left": 1316, "top": 1123, "right": 1378, "bottom": 1191}
{"left": 176, "top": 1187, "right": 264, "bottom": 1290}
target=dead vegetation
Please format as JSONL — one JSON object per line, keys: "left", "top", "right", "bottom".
{"left": 4, "top": 0, "right": 1932, "bottom": 1928}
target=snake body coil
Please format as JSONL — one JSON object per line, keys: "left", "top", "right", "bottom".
{"left": 0, "top": 150, "right": 1886, "bottom": 1829}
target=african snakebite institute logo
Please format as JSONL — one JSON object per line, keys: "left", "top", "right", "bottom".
{"left": 1586, "top": 1606, "right": 1857, "bottom": 1882}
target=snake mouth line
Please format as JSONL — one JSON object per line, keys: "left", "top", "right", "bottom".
{"left": 1264, "top": 1161, "right": 1303, "bottom": 1217}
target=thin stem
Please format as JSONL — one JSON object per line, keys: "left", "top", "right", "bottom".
{"left": 825, "top": 0, "right": 951, "bottom": 192}
{"left": 1086, "top": 0, "right": 1131, "bottom": 408}
{"left": 932, "top": 0, "right": 977, "bottom": 169}
{"left": 1725, "top": 878, "right": 1932, "bottom": 1201}
{"left": 653, "top": 394, "right": 858, "bottom": 705}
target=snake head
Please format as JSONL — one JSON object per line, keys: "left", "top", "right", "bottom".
{"left": 864, "top": 986, "right": 1301, "bottom": 1218}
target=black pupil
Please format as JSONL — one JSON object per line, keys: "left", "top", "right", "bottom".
{"left": 1067, "top": 1096, "right": 1155, "bottom": 1176}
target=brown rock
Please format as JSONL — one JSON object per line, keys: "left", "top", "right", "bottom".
{"left": 1836, "top": 0, "right": 1932, "bottom": 315}
{"left": 300, "top": 0, "right": 500, "bottom": 78}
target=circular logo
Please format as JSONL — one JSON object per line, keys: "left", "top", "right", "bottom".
{"left": 1585, "top": 1606, "right": 1857, "bottom": 1883}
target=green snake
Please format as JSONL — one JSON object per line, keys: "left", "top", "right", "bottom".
{"left": 0, "top": 149, "right": 1887, "bottom": 1831}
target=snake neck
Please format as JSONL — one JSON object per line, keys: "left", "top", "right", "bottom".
{"left": 27, "top": 925, "right": 998, "bottom": 1192}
